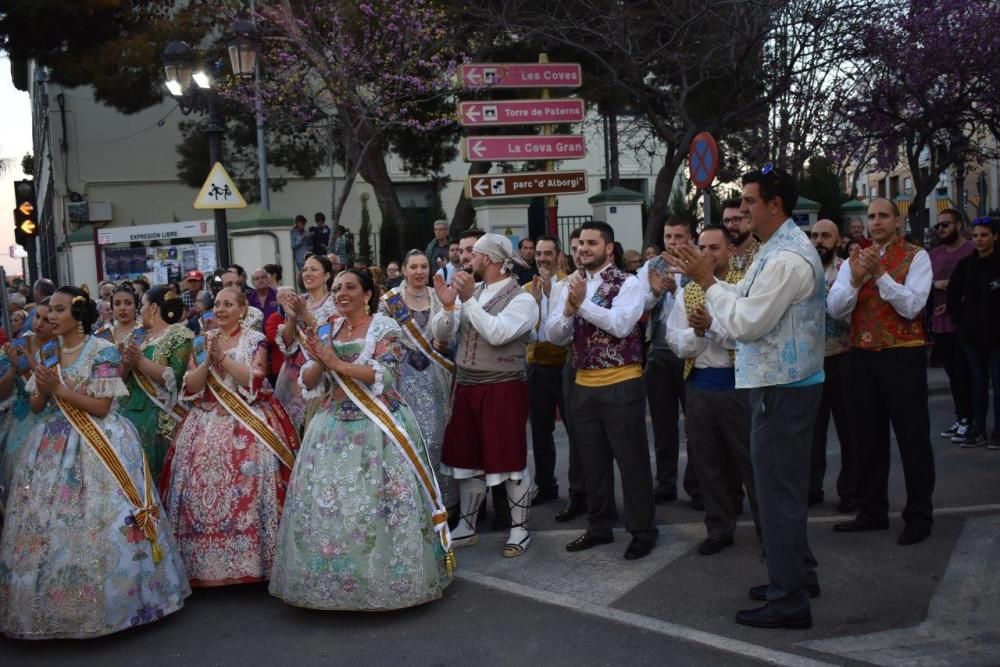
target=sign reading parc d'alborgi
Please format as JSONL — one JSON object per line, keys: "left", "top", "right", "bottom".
{"left": 465, "top": 171, "right": 588, "bottom": 201}
{"left": 458, "top": 99, "right": 586, "bottom": 127}
{"left": 459, "top": 63, "right": 582, "bottom": 89}
{"left": 462, "top": 135, "right": 586, "bottom": 162}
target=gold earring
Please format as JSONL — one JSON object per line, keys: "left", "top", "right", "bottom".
{"left": 77, "top": 321, "right": 84, "bottom": 335}
{"left": 364, "top": 302, "right": 370, "bottom": 316}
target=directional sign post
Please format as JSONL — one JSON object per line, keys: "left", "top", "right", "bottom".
{"left": 688, "top": 132, "right": 719, "bottom": 226}
{"left": 465, "top": 171, "right": 588, "bottom": 201}
{"left": 458, "top": 99, "right": 586, "bottom": 127}
{"left": 462, "top": 135, "right": 586, "bottom": 162}
{"left": 459, "top": 63, "right": 582, "bottom": 89}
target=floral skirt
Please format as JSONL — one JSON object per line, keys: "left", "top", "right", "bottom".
{"left": 269, "top": 404, "right": 451, "bottom": 610}
{"left": 160, "top": 394, "right": 297, "bottom": 587}
{"left": 0, "top": 415, "right": 190, "bottom": 639}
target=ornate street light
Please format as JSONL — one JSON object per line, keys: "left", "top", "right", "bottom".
{"left": 227, "top": 18, "right": 259, "bottom": 79}
{"left": 162, "top": 40, "right": 195, "bottom": 95}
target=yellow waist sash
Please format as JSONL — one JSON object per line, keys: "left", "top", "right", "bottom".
{"left": 53, "top": 391, "right": 163, "bottom": 563}
{"left": 575, "top": 363, "right": 643, "bottom": 387}
{"left": 206, "top": 370, "right": 297, "bottom": 470}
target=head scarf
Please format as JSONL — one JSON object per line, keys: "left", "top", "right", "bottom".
{"left": 472, "top": 233, "right": 529, "bottom": 274}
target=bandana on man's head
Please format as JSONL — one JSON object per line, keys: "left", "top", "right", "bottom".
{"left": 472, "top": 233, "right": 529, "bottom": 274}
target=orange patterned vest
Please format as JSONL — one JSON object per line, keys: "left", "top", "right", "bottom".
{"left": 849, "top": 239, "right": 926, "bottom": 350}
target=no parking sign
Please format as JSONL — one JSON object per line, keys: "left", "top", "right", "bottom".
{"left": 689, "top": 132, "right": 719, "bottom": 190}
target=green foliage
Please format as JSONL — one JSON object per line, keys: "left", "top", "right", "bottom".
{"left": 797, "top": 157, "right": 848, "bottom": 225}
{"left": 20, "top": 153, "right": 33, "bottom": 176}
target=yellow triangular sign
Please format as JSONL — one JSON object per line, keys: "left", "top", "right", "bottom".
{"left": 194, "top": 162, "right": 247, "bottom": 210}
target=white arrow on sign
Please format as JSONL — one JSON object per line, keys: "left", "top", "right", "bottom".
{"left": 464, "top": 106, "right": 481, "bottom": 123}
{"left": 473, "top": 179, "right": 489, "bottom": 196}
{"left": 466, "top": 68, "right": 482, "bottom": 85}
{"left": 471, "top": 140, "right": 486, "bottom": 158}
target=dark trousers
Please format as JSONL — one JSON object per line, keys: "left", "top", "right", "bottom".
{"left": 935, "top": 332, "right": 972, "bottom": 421}
{"left": 961, "top": 341, "right": 1000, "bottom": 435}
{"left": 527, "top": 363, "right": 565, "bottom": 493}
{"left": 750, "top": 384, "right": 821, "bottom": 618}
{"left": 561, "top": 364, "right": 586, "bottom": 500}
{"left": 851, "top": 347, "right": 935, "bottom": 532}
{"left": 686, "top": 385, "right": 760, "bottom": 541}
{"left": 809, "top": 352, "right": 858, "bottom": 502}
{"left": 574, "top": 377, "right": 657, "bottom": 541}
{"left": 645, "top": 347, "right": 695, "bottom": 497}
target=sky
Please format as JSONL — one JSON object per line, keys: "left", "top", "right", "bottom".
{"left": 0, "top": 56, "right": 33, "bottom": 278}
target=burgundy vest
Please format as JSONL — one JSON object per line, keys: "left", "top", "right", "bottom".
{"left": 571, "top": 265, "right": 643, "bottom": 370}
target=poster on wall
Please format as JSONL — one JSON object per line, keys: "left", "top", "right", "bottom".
{"left": 103, "top": 242, "right": 217, "bottom": 283}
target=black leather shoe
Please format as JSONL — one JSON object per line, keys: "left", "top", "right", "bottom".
{"left": 897, "top": 527, "right": 930, "bottom": 546}
{"left": 624, "top": 537, "right": 655, "bottom": 560}
{"left": 565, "top": 533, "right": 614, "bottom": 552}
{"left": 554, "top": 498, "right": 586, "bottom": 522}
{"left": 833, "top": 515, "right": 889, "bottom": 532}
{"left": 749, "top": 583, "right": 821, "bottom": 602}
{"left": 697, "top": 537, "right": 734, "bottom": 556}
{"left": 836, "top": 498, "right": 858, "bottom": 514}
{"left": 735, "top": 604, "right": 811, "bottom": 629}
{"left": 808, "top": 490, "right": 825, "bottom": 506}
{"left": 654, "top": 485, "right": 677, "bottom": 504}
{"left": 530, "top": 486, "right": 559, "bottom": 507}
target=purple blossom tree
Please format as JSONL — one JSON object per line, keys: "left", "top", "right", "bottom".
{"left": 836, "top": 0, "right": 1000, "bottom": 241}
{"left": 225, "top": 0, "right": 464, "bottom": 257}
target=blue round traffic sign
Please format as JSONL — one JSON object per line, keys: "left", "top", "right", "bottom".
{"left": 689, "top": 132, "right": 718, "bottom": 190}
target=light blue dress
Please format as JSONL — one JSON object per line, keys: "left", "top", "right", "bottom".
{"left": 0, "top": 353, "right": 55, "bottom": 505}
{"left": 0, "top": 337, "right": 190, "bottom": 639}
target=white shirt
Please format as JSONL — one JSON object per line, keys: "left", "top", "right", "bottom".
{"left": 705, "top": 250, "right": 816, "bottom": 342}
{"left": 436, "top": 263, "right": 462, "bottom": 285}
{"left": 826, "top": 245, "right": 932, "bottom": 321}
{"left": 545, "top": 263, "right": 644, "bottom": 345}
{"left": 666, "top": 284, "right": 738, "bottom": 369}
{"left": 430, "top": 276, "right": 538, "bottom": 346}
{"left": 529, "top": 274, "right": 561, "bottom": 344}
{"left": 636, "top": 260, "right": 679, "bottom": 327}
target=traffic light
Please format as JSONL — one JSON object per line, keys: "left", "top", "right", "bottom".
{"left": 13, "top": 179, "right": 36, "bottom": 245}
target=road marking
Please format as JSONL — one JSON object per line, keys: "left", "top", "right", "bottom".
{"left": 457, "top": 570, "right": 837, "bottom": 667}
{"left": 800, "top": 515, "right": 1000, "bottom": 665}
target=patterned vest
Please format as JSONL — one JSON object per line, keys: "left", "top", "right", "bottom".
{"left": 456, "top": 278, "right": 531, "bottom": 383}
{"left": 849, "top": 239, "right": 926, "bottom": 350}
{"left": 682, "top": 264, "right": 748, "bottom": 380}
{"left": 572, "top": 265, "right": 643, "bottom": 370}
{"left": 734, "top": 219, "right": 825, "bottom": 389}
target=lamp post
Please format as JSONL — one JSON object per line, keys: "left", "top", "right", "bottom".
{"left": 227, "top": 16, "right": 270, "bottom": 211}
{"left": 162, "top": 39, "right": 232, "bottom": 269}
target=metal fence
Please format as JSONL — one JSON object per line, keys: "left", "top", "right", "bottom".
{"left": 557, "top": 215, "right": 593, "bottom": 251}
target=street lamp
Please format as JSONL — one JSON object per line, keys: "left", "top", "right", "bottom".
{"left": 226, "top": 16, "right": 270, "bottom": 211}
{"left": 162, "top": 39, "right": 232, "bottom": 269}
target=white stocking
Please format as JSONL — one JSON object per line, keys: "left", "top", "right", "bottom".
{"left": 452, "top": 477, "right": 487, "bottom": 540}
{"left": 505, "top": 476, "right": 532, "bottom": 547}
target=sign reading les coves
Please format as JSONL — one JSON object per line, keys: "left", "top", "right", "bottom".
{"left": 463, "top": 135, "right": 586, "bottom": 162}
{"left": 459, "top": 63, "right": 582, "bottom": 89}
{"left": 465, "top": 171, "right": 588, "bottom": 200}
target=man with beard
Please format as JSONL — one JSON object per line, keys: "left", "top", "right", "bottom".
{"left": 524, "top": 235, "right": 569, "bottom": 506}
{"left": 432, "top": 233, "right": 538, "bottom": 558}
{"left": 829, "top": 198, "right": 934, "bottom": 546}
{"left": 808, "top": 220, "right": 858, "bottom": 512}
{"left": 929, "top": 208, "right": 975, "bottom": 443}
{"left": 514, "top": 238, "right": 539, "bottom": 285}
{"left": 547, "top": 221, "right": 658, "bottom": 561}
{"left": 722, "top": 197, "right": 760, "bottom": 272}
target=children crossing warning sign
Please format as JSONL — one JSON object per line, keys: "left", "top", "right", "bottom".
{"left": 194, "top": 162, "right": 247, "bottom": 210}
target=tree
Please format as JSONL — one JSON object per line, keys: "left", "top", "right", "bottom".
{"left": 835, "top": 0, "right": 1000, "bottom": 242}
{"left": 232, "top": 0, "right": 466, "bottom": 260}
{"left": 358, "top": 193, "right": 373, "bottom": 262}
{"left": 797, "top": 156, "right": 848, "bottom": 224}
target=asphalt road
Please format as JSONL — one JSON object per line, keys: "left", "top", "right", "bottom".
{"left": 1, "top": 374, "right": 997, "bottom": 667}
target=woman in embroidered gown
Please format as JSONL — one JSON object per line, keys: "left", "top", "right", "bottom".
{"left": 270, "top": 269, "right": 452, "bottom": 611}
{"left": 273, "top": 255, "right": 336, "bottom": 432}
{"left": 96, "top": 285, "right": 142, "bottom": 347}
{"left": 0, "top": 300, "right": 55, "bottom": 504}
{"left": 161, "top": 287, "right": 299, "bottom": 587}
{"left": 0, "top": 287, "right": 189, "bottom": 639}
{"left": 379, "top": 250, "right": 457, "bottom": 509}
{"left": 119, "top": 287, "right": 193, "bottom": 481}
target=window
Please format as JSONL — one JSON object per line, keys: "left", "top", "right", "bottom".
{"left": 903, "top": 177, "right": 913, "bottom": 194}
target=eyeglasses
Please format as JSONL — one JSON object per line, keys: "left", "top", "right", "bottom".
{"left": 933, "top": 221, "right": 953, "bottom": 229}
{"left": 722, "top": 216, "right": 745, "bottom": 225}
